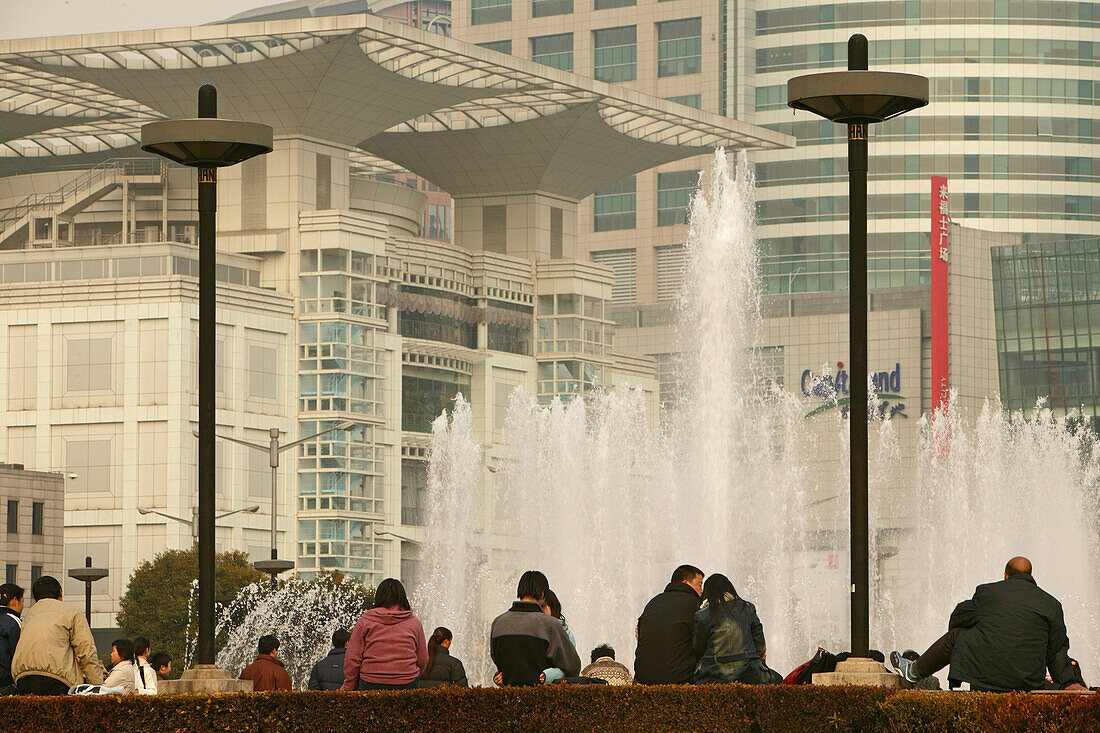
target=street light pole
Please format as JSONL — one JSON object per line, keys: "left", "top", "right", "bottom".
{"left": 195, "top": 84, "right": 218, "bottom": 669}
{"left": 209, "top": 420, "right": 355, "bottom": 581}
{"left": 788, "top": 35, "right": 927, "bottom": 659}
{"left": 846, "top": 38, "right": 871, "bottom": 658}
{"left": 67, "top": 556, "right": 108, "bottom": 625}
{"left": 141, "top": 84, "right": 272, "bottom": 677}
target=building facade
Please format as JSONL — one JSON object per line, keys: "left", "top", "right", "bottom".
{"left": 1, "top": 463, "right": 64, "bottom": 592}
{"left": 0, "top": 14, "right": 786, "bottom": 624}
{"left": 993, "top": 237, "right": 1100, "bottom": 424}
{"left": 754, "top": 0, "right": 1100, "bottom": 297}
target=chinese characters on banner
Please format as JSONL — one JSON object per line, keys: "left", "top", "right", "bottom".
{"left": 930, "top": 176, "right": 949, "bottom": 414}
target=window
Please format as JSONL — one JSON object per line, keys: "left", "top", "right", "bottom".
{"left": 66, "top": 337, "right": 112, "bottom": 392}
{"left": 593, "top": 176, "right": 636, "bottom": 231}
{"left": 66, "top": 439, "right": 112, "bottom": 493}
{"left": 665, "top": 94, "right": 702, "bottom": 109}
{"left": 477, "top": 40, "right": 512, "bottom": 54}
{"left": 31, "top": 566, "right": 42, "bottom": 585}
{"left": 657, "top": 170, "right": 699, "bottom": 226}
{"left": 472, "top": 0, "right": 511, "bottom": 24}
{"left": 657, "top": 18, "right": 702, "bottom": 77}
{"left": 656, "top": 244, "right": 686, "bottom": 301}
{"left": 483, "top": 205, "right": 507, "bottom": 253}
{"left": 6, "top": 500, "right": 16, "bottom": 534}
{"left": 594, "top": 26, "right": 637, "bottom": 82}
{"left": 32, "top": 502, "right": 43, "bottom": 536}
{"left": 532, "top": 33, "right": 574, "bottom": 71}
{"left": 249, "top": 345, "right": 279, "bottom": 400}
{"left": 532, "top": 0, "right": 572, "bottom": 17}
{"left": 424, "top": 203, "right": 452, "bottom": 241}
{"left": 595, "top": 0, "right": 634, "bottom": 8}
{"left": 550, "top": 207, "right": 563, "bottom": 259}
{"left": 4, "top": 565, "right": 14, "bottom": 584}
{"left": 591, "top": 249, "right": 637, "bottom": 302}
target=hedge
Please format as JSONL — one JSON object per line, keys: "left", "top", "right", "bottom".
{"left": 1, "top": 685, "right": 1098, "bottom": 733}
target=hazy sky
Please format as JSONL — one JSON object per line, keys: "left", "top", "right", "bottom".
{"left": 1, "top": 0, "right": 275, "bottom": 40}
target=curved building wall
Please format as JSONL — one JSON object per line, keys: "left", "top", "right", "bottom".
{"left": 751, "top": 0, "right": 1100, "bottom": 295}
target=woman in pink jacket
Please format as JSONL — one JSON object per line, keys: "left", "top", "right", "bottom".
{"left": 342, "top": 578, "right": 428, "bottom": 690}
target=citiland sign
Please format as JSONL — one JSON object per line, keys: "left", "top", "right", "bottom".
{"left": 931, "top": 176, "right": 949, "bottom": 413}
{"left": 801, "top": 362, "right": 908, "bottom": 420}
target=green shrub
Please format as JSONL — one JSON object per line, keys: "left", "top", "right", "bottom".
{"left": 0, "top": 685, "right": 1097, "bottom": 733}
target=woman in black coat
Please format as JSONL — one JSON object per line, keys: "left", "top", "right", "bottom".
{"left": 419, "top": 627, "right": 468, "bottom": 688}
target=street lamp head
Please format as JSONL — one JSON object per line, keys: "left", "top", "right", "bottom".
{"left": 787, "top": 34, "right": 928, "bottom": 124}
{"left": 243, "top": 505, "right": 260, "bottom": 513}
{"left": 137, "top": 507, "right": 152, "bottom": 515}
{"left": 140, "top": 85, "right": 273, "bottom": 168}
{"left": 68, "top": 556, "right": 109, "bottom": 583}
{"left": 334, "top": 421, "right": 356, "bottom": 431}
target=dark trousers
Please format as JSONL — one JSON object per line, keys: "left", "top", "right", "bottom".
{"left": 358, "top": 678, "right": 419, "bottom": 690}
{"left": 15, "top": 675, "right": 71, "bottom": 695}
{"left": 915, "top": 627, "right": 965, "bottom": 681}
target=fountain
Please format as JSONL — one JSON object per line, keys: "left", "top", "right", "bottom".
{"left": 185, "top": 575, "right": 373, "bottom": 690}
{"left": 418, "top": 146, "right": 1100, "bottom": 685}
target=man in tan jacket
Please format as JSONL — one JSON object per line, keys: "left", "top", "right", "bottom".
{"left": 11, "top": 576, "right": 104, "bottom": 695}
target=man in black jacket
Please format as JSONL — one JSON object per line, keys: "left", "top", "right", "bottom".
{"left": 892, "top": 557, "right": 1086, "bottom": 691}
{"left": 635, "top": 565, "right": 704, "bottom": 685}
{"left": 490, "top": 570, "right": 580, "bottom": 686}
{"left": 307, "top": 628, "right": 350, "bottom": 690}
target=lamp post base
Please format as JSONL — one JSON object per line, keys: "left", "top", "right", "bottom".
{"left": 158, "top": 664, "right": 253, "bottom": 694}
{"left": 812, "top": 657, "right": 901, "bottom": 688}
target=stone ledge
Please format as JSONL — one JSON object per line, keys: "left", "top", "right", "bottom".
{"left": 813, "top": 657, "right": 901, "bottom": 688}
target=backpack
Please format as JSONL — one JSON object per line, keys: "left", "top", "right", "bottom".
{"left": 783, "top": 648, "right": 842, "bottom": 685}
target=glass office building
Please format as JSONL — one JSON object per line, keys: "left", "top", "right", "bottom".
{"left": 993, "top": 238, "right": 1100, "bottom": 422}
{"left": 753, "top": 1, "right": 1100, "bottom": 296}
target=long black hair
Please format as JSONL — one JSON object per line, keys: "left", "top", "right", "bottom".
{"left": 373, "top": 578, "right": 411, "bottom": 611}
{"left": 543, "top": 589, "right": 567, "bottom": 625}
{"left": 425, "top": 626, "right": 452, "bottom": 676}
{"left": 702, "top": 573, "right": 742, "bottom": 618}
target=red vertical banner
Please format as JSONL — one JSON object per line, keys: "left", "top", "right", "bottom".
{"left": 930, "top": 176, "right": 949, "bottom": 415}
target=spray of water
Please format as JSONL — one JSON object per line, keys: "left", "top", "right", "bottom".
{"left": 417, "top": 147, "right": 1100, "bottom": 684}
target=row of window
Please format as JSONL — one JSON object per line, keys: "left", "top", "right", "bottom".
{"left": 475, "top": 0, "right": 688, "bottom": 23}
{"left": 592, "top": 170, "right": 700, "bottom": 231}
{"left": 5, "top": 564, "right": 44, "bottom": 586}
{"left": 756, "top": 154, "right": 1100, "bottom": 187}
{"left": 757, "top": 76, "right": 1100, "bottom": 111}
{"left": 5, "top": 500, "right": 45, "bottom": 535}
{"left": 0, "top": 255, "right": 258, "bottom": 287}
{"left": 482, "top": 19, "right": 701, "bottom": 80}
{"left": 756, "top": 193, "right": 1100, "bottom": 226}
{"left": 757, "top": 0, "right": 1100, "bottom": 35}
{"left": 765, "top": 115, "right": 1100, "bottom": 147}
{"left": 757, "top": 37, "right": 1100, "bottom": 74}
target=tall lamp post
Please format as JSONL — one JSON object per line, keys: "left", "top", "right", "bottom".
{"left": 67, "top": 556, "right": 108, "bottom": 625}
{"left": 209, "top": 421, "right": 355, "bottom": 582}
{"left": 788, "top": 35, "right": 927, "bottom": 661}
{"left": 141, "top": 85, "right": 272, "bottom": 685}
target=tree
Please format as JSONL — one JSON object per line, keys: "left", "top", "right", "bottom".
{"left": 116, "top": 545, "right": 264, "bottom": 676}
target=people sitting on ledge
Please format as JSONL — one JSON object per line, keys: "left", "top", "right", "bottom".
{"left": 581, "top": 644, "right": 633, "bottom": 686}
{"left": 635, "top": 564, "right": 704, "bottom": 685}
{"left": 891, "top": 556, "right": 1087, "bottom": 692}
{"left": 490, "top": 570, "right": 580, "bottom": 686}
{"left": 692, "top": 574, "right": 779, "bottom": 685}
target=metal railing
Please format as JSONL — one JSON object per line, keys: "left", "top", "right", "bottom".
{"left": 0, "top": 158, "right": 166, "bottom": 238}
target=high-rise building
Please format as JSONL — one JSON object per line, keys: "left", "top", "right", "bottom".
{"left": 0, "top": 13, "right": 785, "bottom": 627}
{"left": 753, "top": 1, "right": 1100, "bottom": 296}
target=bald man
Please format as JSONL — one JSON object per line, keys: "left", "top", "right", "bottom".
{"left": 892, "top": 557, "right": 1084, "bottom": 691}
